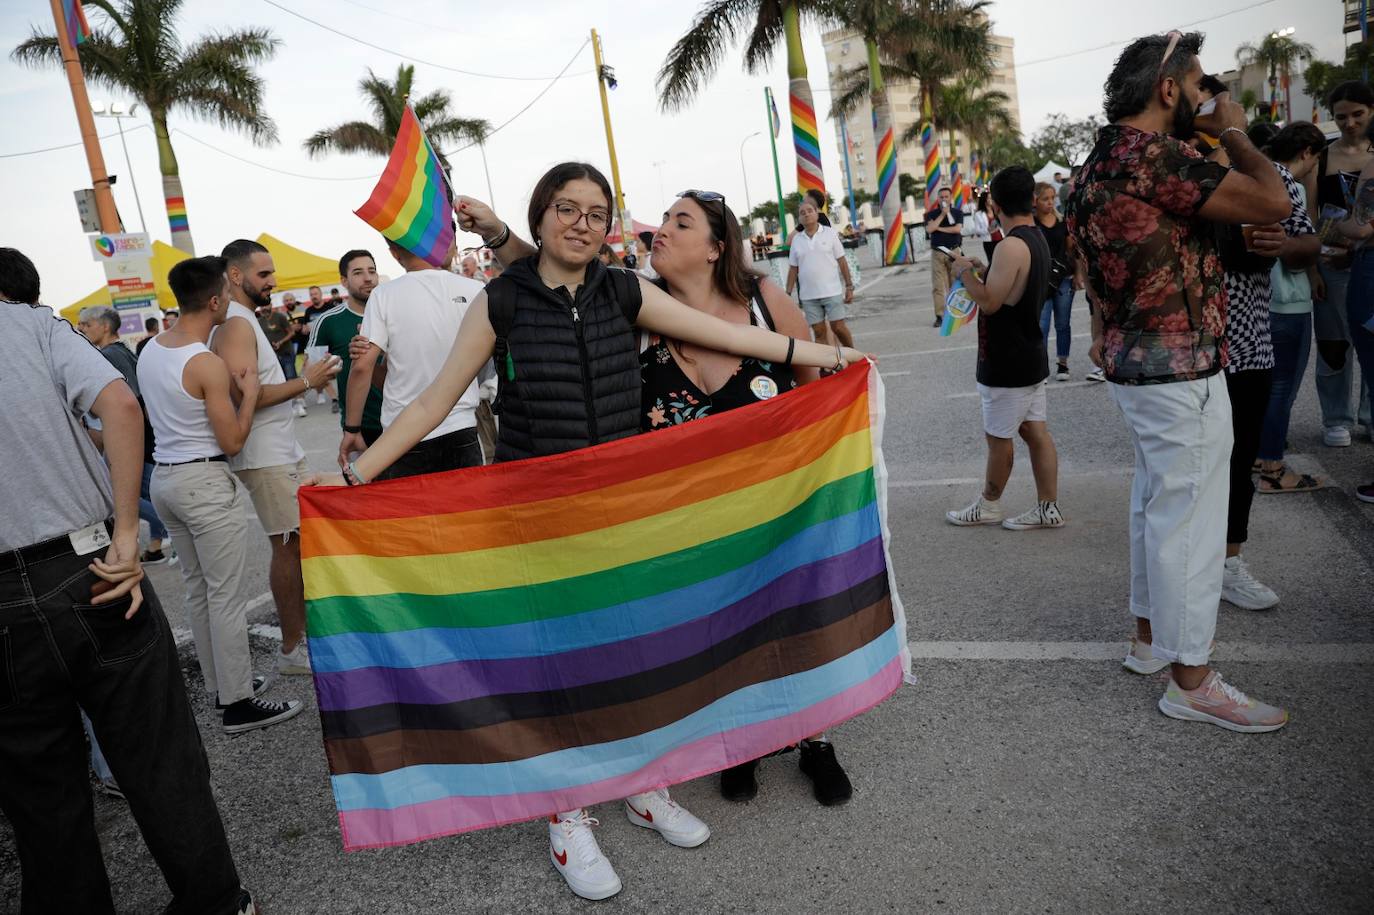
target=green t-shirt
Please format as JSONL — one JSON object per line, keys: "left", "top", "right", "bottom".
{"left": 308, "top": 303, "right": 383, "bottom": 432}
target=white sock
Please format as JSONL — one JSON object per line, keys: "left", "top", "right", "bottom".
{"left": 557, "top": 808, "right": 582, "bottom": 821}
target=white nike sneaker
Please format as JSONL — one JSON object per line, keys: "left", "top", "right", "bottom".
{"left": 1221, "top": 555, "right": 1279, "bottom": 610}
{"left": 624, "top": 788, "right": 710, "bottom": 848}
{"left": 549, "top": 811, "right": 621, "bottom": 900}
{"left": 945, "top": 495, "right": 1003, "bottom": 526}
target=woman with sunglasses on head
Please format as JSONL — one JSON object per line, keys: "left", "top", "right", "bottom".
{"left": 643, "top": 190, "right": 856, "bottom": 808}
{"left": 323, "top": 162, "right": 864, "bottom": 902}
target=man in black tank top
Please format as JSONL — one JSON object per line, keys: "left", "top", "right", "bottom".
{"left": 946, "top": 167, "right": 1064, "bottom": 531}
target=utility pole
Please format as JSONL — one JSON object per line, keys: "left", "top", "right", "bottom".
{"left": 50, "top": 0, "right": 120, "bottom": 233}
{"left": 739, "top": 132, "right": 760, "bottom": 215}
{"left": 764, "top": 87, "right": 789, "bottom": 238}
{"left": 591, "top": 29, "right": 632, "bottom": 252}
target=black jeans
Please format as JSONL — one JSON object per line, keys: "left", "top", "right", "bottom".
{"left": 376, "top": 426, "right": 483, "bottom": 481}
{"left": 0, "top": 530, "right": 242, "bottom": 914}
{"left": 1225, "top": 368, "right": 1272, "bottom": 545}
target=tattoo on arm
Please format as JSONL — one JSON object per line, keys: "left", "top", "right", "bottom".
{"left": 983, "top": 480, "right": 1004, "bottom": 501}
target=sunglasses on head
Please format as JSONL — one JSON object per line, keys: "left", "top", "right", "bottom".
{"left": 1157, "top": 30, "right": 1183, "bottom": 79}
{"left": 678, "top": 189, "right": 726, "bottom": 208}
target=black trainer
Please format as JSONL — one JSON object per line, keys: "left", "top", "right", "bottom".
{"left": 719, "top": 759, "right": 759, "bottom": 802}
{"left": 140, "top": 548, "right": 168, "bottom": 565}
{"left": 215, "top": 675, "right": 268, "bottom": 710}
{"left": 932, "top": 316, "right": 943, "bottom": 328}
{"left": 798, "top": 740, "right": 852, "bottom": 806}
{"left": 222, "top": 696, "right": 302, "bottom": 734}
{"left": 236, "top": 889, "right": 260, "bottom": 915}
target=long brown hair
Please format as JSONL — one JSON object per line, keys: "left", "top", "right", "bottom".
{"left": 678, "top": 194, "right": 760, "bottom": 308}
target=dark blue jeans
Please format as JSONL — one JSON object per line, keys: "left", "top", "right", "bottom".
{"left": 1258, "top": 312, "right": 1312, "bottom": 462}
{"left": 0, "top": 531, "right": 242, "bottom": 914}
{"left": 1039, "top": 278, "right": 1073, "bottom": 361}
{"left": 376, "top": 426, "right": 483, "bottom": 481}
{"left": 1347, "top": 250, "right": 1374, "bottom": 398}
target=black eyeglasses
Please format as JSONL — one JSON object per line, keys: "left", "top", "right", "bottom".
{"left": 547, "top": 202, "right": 611, "bottom": 233}
{"left": 678, "top": 189, "right": 726, "bottom": 208}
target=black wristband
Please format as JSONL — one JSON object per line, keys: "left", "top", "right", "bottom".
{"left": 343, "top": 423, "right": 362, "bottom": 434}
{"left": 483, "top": 223, "right": 511, "bottom": 248}
{"left": 784, "top": 337, "right": 795, "bottom": 366}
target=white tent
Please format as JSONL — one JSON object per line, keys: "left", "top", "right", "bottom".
{"left": 1034, "top": 161, "right": 1071, "bottom": 183}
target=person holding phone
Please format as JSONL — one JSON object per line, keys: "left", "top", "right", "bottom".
{"left": 924, "top": 186, "right": 965, "bottom": 327}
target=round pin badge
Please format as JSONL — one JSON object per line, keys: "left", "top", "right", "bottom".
{"left": 750, "top": 375, "right": 779, "bottom": 400}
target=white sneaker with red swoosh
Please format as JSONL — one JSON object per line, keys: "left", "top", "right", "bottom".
{"left": 624, "top": 789, "right": 711, "bottom": 848}
{"left": 1158, "top": 671, "right": 1288, "bottom": 733}
{"left": 549, "top": 810, "right": 621, "bottom": 900}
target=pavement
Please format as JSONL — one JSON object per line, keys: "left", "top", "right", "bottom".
{"left": 3, "top": 262, "right": 1372, "bottom": 914}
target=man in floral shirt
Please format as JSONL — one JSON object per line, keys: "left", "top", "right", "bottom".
{"left": 1065, "top": 30, "right": 1292, "bottom": 732}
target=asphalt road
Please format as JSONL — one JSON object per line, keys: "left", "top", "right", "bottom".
{"left": 3, "top": 263, "right": 1372, "bottom": 914}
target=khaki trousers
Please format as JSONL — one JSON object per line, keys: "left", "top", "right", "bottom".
{"left": 150, "top": 461, "right": 254, "bottom": 705}
{"left": 931, "top": 250, "right": 959, "bottom": 318}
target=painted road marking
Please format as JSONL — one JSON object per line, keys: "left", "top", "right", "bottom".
{"left": 907, "top": 640, "right": 1374, "bottom": 663}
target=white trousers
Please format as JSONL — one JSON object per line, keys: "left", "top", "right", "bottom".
{"left": 1109, "top": 374, "right": 1233, "bottom": 666}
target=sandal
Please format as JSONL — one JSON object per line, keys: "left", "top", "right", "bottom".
{"left": 1257, "top": 467, "right": 1327, "bottom": 494}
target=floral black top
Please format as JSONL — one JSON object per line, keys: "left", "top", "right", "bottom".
{"left": 640, "top": 294, "right": 797, "bottom": 429}
{"left": 1066, "top": 124, "right": 1230, "bottom": 384}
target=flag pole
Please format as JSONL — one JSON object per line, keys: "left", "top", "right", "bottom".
{"left": 840, "top": 120, "right": 858, "bottom": 227}
{"left": 765, "top": 87, "right": 789, "bottom": 238}
{"left": 49, "top": 0, "right": 120, "bottom": 233}
{"left": 592, "top": 29, "right": 632, "bottom": 252}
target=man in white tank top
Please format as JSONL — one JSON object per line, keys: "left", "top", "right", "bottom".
{"left": 140, "top": 255, "right": 304, "bottom": 735}
{"left": 212, "top": 240, "right": 340, "bottom": 678}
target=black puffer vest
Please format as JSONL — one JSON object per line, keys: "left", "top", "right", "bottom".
{"left": 487, "top": 256, "right": 642, "bottom": 462}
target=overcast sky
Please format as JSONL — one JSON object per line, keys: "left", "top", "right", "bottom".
{"left": 0, "top": 0, "right": 1348, "bottom": 309}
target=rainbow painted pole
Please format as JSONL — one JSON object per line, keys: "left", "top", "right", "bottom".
{"left": 790, "top": 79, "right": 825, "bottom": 196}
{"left": 968, "top": 150, "right": 980, "bottom": 191}
{"left": 950, "top": 157, "right": 965, "bottom": 209}
{"left": 921, "top": 122, "right": 941, "bottom": 202}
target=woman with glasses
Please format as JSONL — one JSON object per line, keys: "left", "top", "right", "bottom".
{"left": 318, "top": 162, "right": 864, "bottom": 901}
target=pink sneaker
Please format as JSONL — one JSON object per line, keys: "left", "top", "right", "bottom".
{"left": 1157, "top": 671, "right": 1288, "bottom": 733}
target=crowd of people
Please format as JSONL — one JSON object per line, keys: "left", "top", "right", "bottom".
{"left": 1, "top": 24, "right": 1371, "bottom": 912}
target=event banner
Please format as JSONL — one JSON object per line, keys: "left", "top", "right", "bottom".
{"left": 300, "top": 363, "right": 910, "bottom": 851}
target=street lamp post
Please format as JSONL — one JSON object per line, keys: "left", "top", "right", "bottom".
{"left": 739, "top": 131, "right": 761, "bottom": 216}
{"left": 93, "top": 100, "right": 146, "bottom": 234}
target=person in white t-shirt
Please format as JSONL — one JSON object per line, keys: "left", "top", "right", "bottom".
{"left": 342, "top": 237, "right": 493, "bottom": 479}
{"left": 213, "top": 239, "right": 339, "bottom": 678}
{"left": 785, "top": 199, "right": 855, "bottom": 348}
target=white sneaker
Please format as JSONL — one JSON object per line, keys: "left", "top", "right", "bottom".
{"left": 624, "top": 789, "right": 710, "bottom": 848}
{"left": 1122, "top": 636, "right": 1169, "bottom": 675}
{"left": 549, "top": 811, "right": 622, "bottom": 900}
{"left": 1221, "top": 555, "right": 1279, "bottom": 610}
{"left": 1323, "top": 426, "right": 1351, "bottom": 447}
{"left": 1085, "top": 367, "right": 1106, "bottom": 383}
{"left": 315, "top": 390, "right": 327, "bottom": 405}
{"left": 946, "top": 495, "right": 1003, "bottom": 526}
{"left": 292, "top": 399, "right": 308, "bottom": 418}
{"left": 277, "top": 640, "right": 312, "bottom": 676}
{"left": 1001, "top": 501, "right": 1065, "bottom": 530}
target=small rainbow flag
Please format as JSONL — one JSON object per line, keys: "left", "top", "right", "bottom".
{"left": 61, "top": 0, "right": 92, "bottom": 47}
{"left": 940, "top": 277, "right": 978, "bottom": 336}
{"left": 300, "top": 364, "right": 909, "bottom": 850}
{"left": 355, "top": 105, "right": 454, "bottom": 268}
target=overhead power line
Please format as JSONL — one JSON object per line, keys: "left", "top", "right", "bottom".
{"left": 1016, "top": 0, "right": 1281, "bottom": 68}
{"left": 0, "top": 123, "right": 151, "bottom": 158}
{"left": 259, "top": 0, "right": 595, "bottom": 81}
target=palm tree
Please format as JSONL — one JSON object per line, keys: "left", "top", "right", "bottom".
{"left": 12, "top": 0, "right": 278, "bottom": 254}
{"left": 828, "top": 1, "right": 995, "bottom": 205}
{"left": 930, "top": 77, "right": 1011, "bottom": 194}
{"left": 657, "top": 1, "right": 833, "bottom": 197}
{"left": 1238, "top": 87, "right": 1261, "bottom": 121}
{"left": 305, "top": 64, "right": 489, "bottom": 173}
{"left": 826, "top": 0, "right": 913, "bottom": 264}
{"left": 1236, "top": 32, "right": 1316, "bottom": 122}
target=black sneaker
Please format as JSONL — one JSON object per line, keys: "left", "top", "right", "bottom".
{"left": 215, "top": 675, "right": 268, "bottom": 710}
{"left": 140, "top": 548, "right": 168, "bottom": 565}
{"left": 719, "top": 759, "right": 759, "bottom": 802}
{"left": 932, "top": 316, "right": 943, "bottom": 327}
{"left": 236, "top": 889, "right": 260, "bottom": 915}
{"left": 798, "top": 740, "right": 852, "bottom": 806}
{"left": 330, "top": 399, "right": 340, "bottom": 414}
{"left": 222, "top": 696, "right": 302, "bottom": 734}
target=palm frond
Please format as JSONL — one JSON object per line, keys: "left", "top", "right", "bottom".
{"left": 303, "top": 122, "right": 391, "bottom": 158}
{"left": 656, "top": 0, "right": 764, "bottom": 112}
{"left": 424, "top": 116, "right": 490, "bottom": 148}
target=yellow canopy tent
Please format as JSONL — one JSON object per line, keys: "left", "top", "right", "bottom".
{"left": 59, "top": 233, "right": 344, "bottom": 323}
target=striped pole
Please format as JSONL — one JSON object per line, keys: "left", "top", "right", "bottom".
{"left": 790, "top": 78, "right": 825, "bottom": 195}
{"left": 921, "top": 122, "right": 941, "bottom": 202}
{"left": 875, "top": 112, "right": 904, "bottom": 265}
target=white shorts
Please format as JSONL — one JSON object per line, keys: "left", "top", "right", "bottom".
{"left": 978, "top": 381, "right": 1047, "bottom": 439}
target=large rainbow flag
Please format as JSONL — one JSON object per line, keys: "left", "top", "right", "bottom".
{"left": 355, "top": 105, "right": 455, "bottom": 268}
{"left": 300, "top": 364, "right": 910, "bottom": 850}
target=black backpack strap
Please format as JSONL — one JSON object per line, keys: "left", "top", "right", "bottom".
{"left": 485, "top": 277, "right": 517, "bottom": 414}
{"left": 604, "top": 267, "right": 644, "bottom": 325}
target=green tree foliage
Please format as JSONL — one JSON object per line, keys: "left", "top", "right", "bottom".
{"left": 1029, "top": 113, "right": 1103, "bottom": 167}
